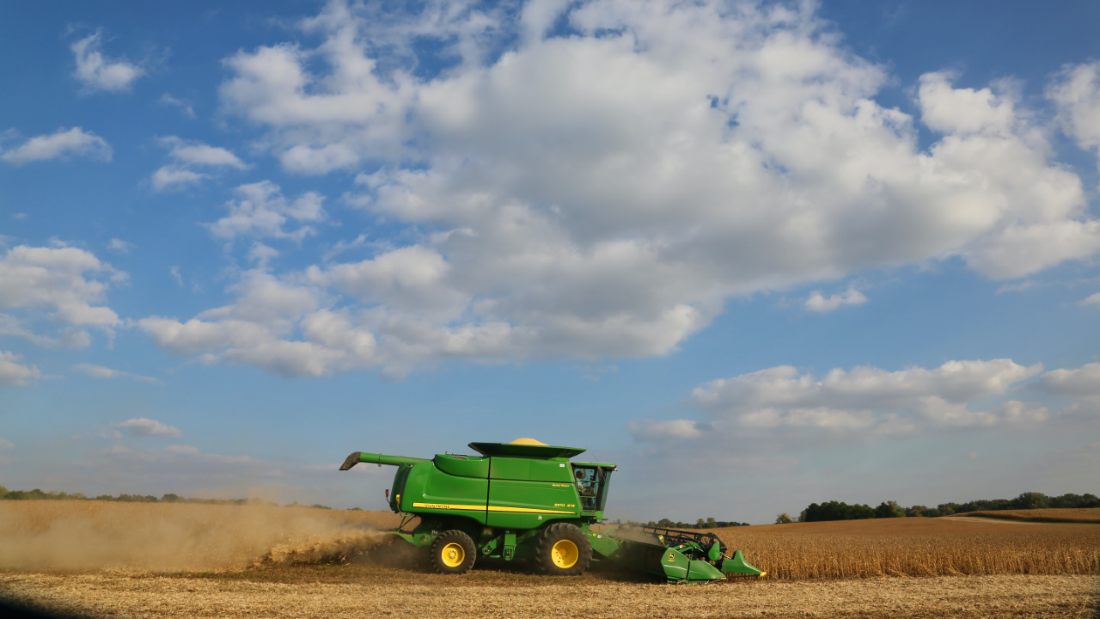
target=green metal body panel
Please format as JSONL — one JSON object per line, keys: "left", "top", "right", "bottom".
{"left": 345, "top": 444, "right": 612, "bottom": 529}
{"left": 340, "top": 441, "right": 762, "bottom": 583}
{"left": 720, "top": 549, "right": 765, "bottom": 577}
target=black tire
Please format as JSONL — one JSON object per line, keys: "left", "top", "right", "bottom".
{"left": 428, "top": 530, "right": 477, "bottom": 574}
{"left": 535, "top": 522, "right": 592, "bottom": 576}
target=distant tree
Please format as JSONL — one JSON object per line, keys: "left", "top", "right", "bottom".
{"left": 775, "top": 513, "right": 793, "bottom": 524}
{"left": 1011, "top": 492, "right": 1051, "bottom": 510}
{"left": 0, "top": 485, "right": 7, "bottom": 498}
{"left": 875, "top": 501, "right": 905, "bottom": 518}
{"left": 704, "top": 516, "right": 717, "bottom": 528}
{"left": 1050, "top": 493, "right": 1100, "bottom": 508}
{"left": 804, "top": 500, "right": 876, "bottom": 522}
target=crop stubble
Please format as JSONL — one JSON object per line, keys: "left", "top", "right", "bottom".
{"left": 1, "top": 502, "right": 1098, "bottom": 618}
{"left": 2, "top": 571, "right": 1097, "bottom": 618}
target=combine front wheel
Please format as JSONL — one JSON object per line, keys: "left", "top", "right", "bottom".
{"left": 428, "top": 530, "right": 476, "bottom": 574}
{"left": 536, "top": 523, "right": 592, "bottom": 576}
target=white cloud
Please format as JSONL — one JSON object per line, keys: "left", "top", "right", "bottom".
{"left": 218, "top": 2, "right": 417, "bottom": 173}
{"left": 151, "top": 166, "right": 207, "bottom": 191}
{"left": 0, "top": 127, "right": 111, "bottom": 164}
{"left": 71, "top": 31, "right": 144, "bottom": 93}
{"left": 0, "top": 314, "right": 90, "bottom": 349}
{"left": 159, "top": 136, "right": 246, "bottom": 169}
{"left": 628, "top": 419, "right": 705, "bottom": 441}
{"left": 1041, "top": 362, "right": 1100, "bottom": 398}
{"left": 139, "top": 1, "right": 1100, "bottom": 377}
{"left": 0, "top": 351, "right": 41, "bottom": 387}
{"left": 74, "top": 363, "right": 160, "bottom": 384}
{"left": 169, "top": 266, "right": 184, "bottom": 287}
{"left": 804, "top": 287, "right": 867, "bottom": 313}
{"left": 107, "top": 238, "right": 133, "bottom": 254}
{"left": 116, "top": 417, "right": 181, "bottom": 438}
{"left": 159, "top": 93, "right": 195, "bottom": 118}
{"left": 1082, "top": 292, "right": 1100, "bottom": 308}
{"left": 207, "top": 181, "right": 324, "bottom": 241}
{"left": 1048, "top": 61, "right": 1100, "bottom": 151}
{"left": 682, "top": 359, "right": 1046, "bottom": 436}
{"left": 138, "top": 271, "right": 377, "bottom": 377}
{"left": 918, "top": 72, "right": 1016, "bottom": 136}
{"left": 0, "top": 245, "right": 121, "bottom": 340}
{"left": 150, "top": 137, "right": 246, "bottom": 191}
{"left": 248, "top": 242, "right": 279, "bottom": 268}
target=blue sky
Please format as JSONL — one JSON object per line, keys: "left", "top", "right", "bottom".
{"left": 1, "top": 0, "right": 1099, "bottom": 523}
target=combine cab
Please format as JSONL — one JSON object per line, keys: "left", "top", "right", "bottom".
{"left": 340, "top": 438, "right": 763, "bottom": 582}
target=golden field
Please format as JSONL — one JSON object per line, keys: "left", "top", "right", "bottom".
{"left": 3, "top": 571, "right": 1097, "bottom": 618}
{"left": 0, "top": 501, "right": 1098, "bottom": 618}
{"left": 957, "top": 507, "right": 1100, "bottom": 524}
{"left": 710, "top": 515, "right": 1100, "bottom": 579}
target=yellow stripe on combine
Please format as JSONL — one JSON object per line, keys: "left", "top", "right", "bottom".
{"left": 411, "top": 502, "right": 574, "bottom": 515}
{"left": 487, "top": 505, "right": 574, "bottom": 514}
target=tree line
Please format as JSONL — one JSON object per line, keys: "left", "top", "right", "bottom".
{"left": 644, "top": 517, "right": 750, "bottom": 529}
{"left": 776, "top": 492, "right": 1100, "bottom": 523}
{"left": 0, "top": 485, "right": 332, "bottom": 509}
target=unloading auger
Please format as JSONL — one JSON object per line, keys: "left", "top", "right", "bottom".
{"left": 339, "top": 438, "right": 764, "bottom": 582}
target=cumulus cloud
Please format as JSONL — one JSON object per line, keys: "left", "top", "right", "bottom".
{"left": 804, "top": 287, "right": 867, "bottom": 313}
{"left": 207, "top": 181, "right": 325, "bottom": 241}
{"left": 138, "top": 270, "right": 376, "bottom": 377}
{"left": 74, "top": 363, "right": 160, "bottom": 384}
{"left": 116, "top": 417, "right": 181, "bottom": 438}
{"left": 1048, "top": 61, "right": 1100, "bottom": 151}
{"left": 1041, "top": 362, "right": 1100, "bottom": 398}
{"left": 918, "top": 72, "right": 1017, "bottom": 136}
{"left": 159, "top": 136, "right": 246, "bottom": 169}
{"left": 0, "top": 351, "right": 41, "bottom": 387}
{"left": 151, "top": 166, "right": 206, "bottom": 191}
{"left": 0, "top": 246, "right": 121, "bottom": 346}
{"left": 0, "top": 314, "right": 90, "bottom": 349}
{"left": 150, "top": 137, "right": 246, "bottom": 191}
{"left": 71, "top": 31, "right": 144, "bottom": 92}
{"left": 140, "top": 1, "right": 1100, "bottom": 377}
{"left": 0, "top": 127, "right": 112, "bottom": 164}
{"left": 675, "top": 359, "right": 1048, "bottom": 437}
{"left": 627, "top": 419, "right": 705, "bottom": 441}
{"left": 159, "top": 93, "right": 195, "bottom": 118}
{"left": 218, "top": 1, "right": 421, "bottom": 173}
{"left": 106, "top": 238, "right": 133, "bottom": 254}
{"left": 1082, "top": 292, "right": 1100, "bottom": 308}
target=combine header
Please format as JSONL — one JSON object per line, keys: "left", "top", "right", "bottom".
{"left": 339, "top": 438, "right": 764, "bottom": 582}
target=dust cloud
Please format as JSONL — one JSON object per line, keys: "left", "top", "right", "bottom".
{"left": 0, "top": 501, "right": 389, "bottom": 572}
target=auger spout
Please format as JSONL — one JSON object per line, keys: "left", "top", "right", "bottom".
{"left": 339, "top": 451, "right": 430, "bottom": 470}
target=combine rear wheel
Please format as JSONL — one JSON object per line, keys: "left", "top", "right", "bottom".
{"left": 536, "top": 523, "right": 592, "bottom": 575}
{"left": 428, "top": 530, "right": 476, "bottom": 574}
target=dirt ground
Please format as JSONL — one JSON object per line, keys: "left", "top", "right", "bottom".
{"left": 1, "top": 565, "right": 1097, "bottom": 619}
{"left": 2, "top": 502, "right": 1097, "bottom": 617}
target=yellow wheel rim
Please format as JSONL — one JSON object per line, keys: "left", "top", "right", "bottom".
{"left": 440, "top": 542, "right": 465, "bottom": 568}
{"left": 551, "top": 539, "right": 579, "bottom": 569}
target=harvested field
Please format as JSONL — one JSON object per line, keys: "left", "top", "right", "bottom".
{"left": 956, "top": 507, "right": 1100, "bottom": 524}
{"left": 2, "top": 571, "right": 1097, "bottom": 618}
{"left": 1, "top": 502, "right": 1098, "bottom": 618}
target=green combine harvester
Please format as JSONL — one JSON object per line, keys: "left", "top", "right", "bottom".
{"left": 339, "top": 438, "right": 764, "bottom": 582}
